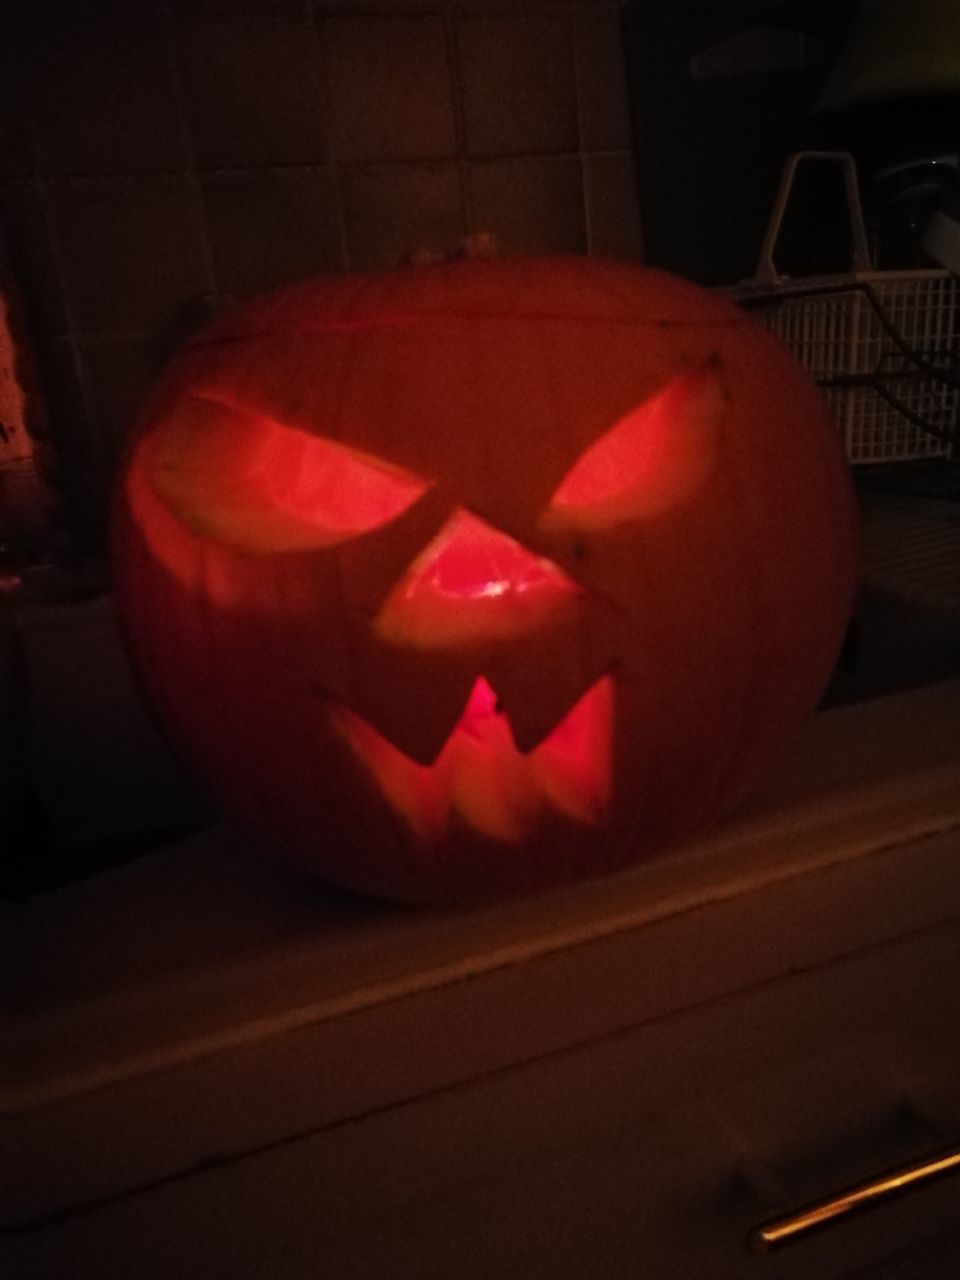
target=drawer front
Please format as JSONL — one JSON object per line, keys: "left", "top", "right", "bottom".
{"left": 7, "top": 900, "right": 960, "bottom": 1278}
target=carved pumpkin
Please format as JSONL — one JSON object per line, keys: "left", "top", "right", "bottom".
{"left": 113, "top": 257, "right": 856, "bottom": 903}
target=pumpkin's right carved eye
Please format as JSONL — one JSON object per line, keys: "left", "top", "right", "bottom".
{"left": 542, "top": 360, "right": 726, "bottom": 530}
{"left": 146, "top": 393, "right": 430, "bottom": 552}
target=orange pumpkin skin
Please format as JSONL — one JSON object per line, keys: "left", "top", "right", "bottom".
{"left": 113, "top": 257, "right": 856, "bottom": 903}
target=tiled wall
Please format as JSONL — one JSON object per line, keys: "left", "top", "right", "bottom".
{"left": 0, "top": 0, "right": 641, "bottom": 549}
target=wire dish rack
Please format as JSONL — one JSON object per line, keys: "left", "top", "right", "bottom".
{"left": 726, "top": 152, "right": 960, "bottom": 465}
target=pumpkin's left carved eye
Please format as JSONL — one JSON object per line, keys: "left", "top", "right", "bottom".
{"left": 146, "top": 394, "right": 430, "bottom": 552}
{"left": 543, "top": 359, "right": 726, "bottom": 531}
{"left": 245, "top": 417, "right": 429, "bottom": 542}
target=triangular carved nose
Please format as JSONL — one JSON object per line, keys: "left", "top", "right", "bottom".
{"left": 374, "top": 508, "right": 579, "bottom": 649}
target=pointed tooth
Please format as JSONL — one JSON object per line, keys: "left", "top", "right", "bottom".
{"left": 342, "top": 645, "right": 475, "bottom": 764}
{"left": 486, "top": 623, "right": 618, "bottom": 754}
{"left": 529, "top": 674, "right": 615, "bottom": 824}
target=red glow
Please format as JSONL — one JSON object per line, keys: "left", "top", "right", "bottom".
{"left": 376, "top": 509, "right": 578, "bottom": 648}
{"left": 333, "top": 674, "right": 614, "bottom": 843}
{"left": 545, "top": 361, "right": 725, "bottom": 527}
{"left": 245, "top": 421, "right": 429, "bottom": 539}
{"left": 144, "top": 394, "right": 430, "bottom": 555}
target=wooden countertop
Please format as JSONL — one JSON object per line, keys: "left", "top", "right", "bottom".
{"left": 5, "top": 678, "right": 960, "bottom": 1250}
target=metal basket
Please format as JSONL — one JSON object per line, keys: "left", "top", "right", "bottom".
{"left": 727, "top": 152, "right": 959, "bottom": 465}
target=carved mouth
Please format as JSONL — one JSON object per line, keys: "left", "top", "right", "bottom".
{"left": 331, "top": 674, "right": 614, "bottom": 844}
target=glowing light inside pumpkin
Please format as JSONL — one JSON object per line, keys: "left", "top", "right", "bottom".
{"left": 245, "top": 421, "right": 429, "bottom": 538}
{"left": 376, "top": 508, "right": 580, "bottom": 648}
{"left": 545, "top": 361, "right": 725, "bottom": 528}
{"left": 333, "top": 674, "right": 614, "bottom": 843}
{"left": 144, "top": 395, "right": 431, "bottom": 555}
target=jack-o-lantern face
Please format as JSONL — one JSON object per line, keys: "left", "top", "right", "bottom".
{"left": 114, "top": 258, "right": 856, "bottom": 902}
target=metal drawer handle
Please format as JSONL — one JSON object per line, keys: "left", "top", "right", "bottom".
{"left": 750, "top": 1143, "right": 960, "bottom": 1252}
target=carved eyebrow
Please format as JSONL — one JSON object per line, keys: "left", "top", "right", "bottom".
{"left": 145, "top": 393, "right": 430, "bottom": 552}
{"left": 542, "top": 360, "right": 726, "bottom": 530}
